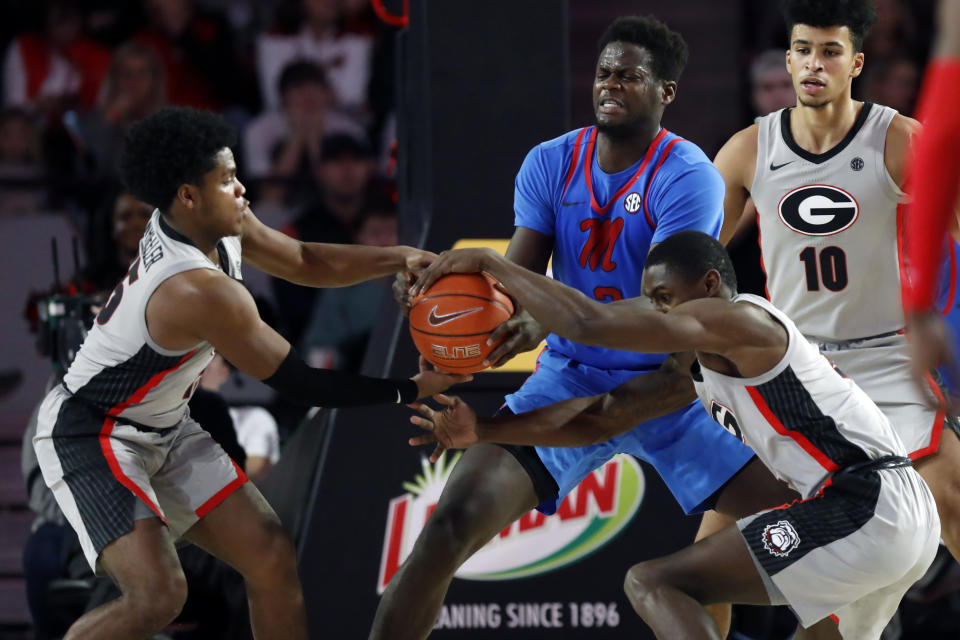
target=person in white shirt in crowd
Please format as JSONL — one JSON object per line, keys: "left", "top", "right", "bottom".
{"left": 201, "top": 354, "right": 280, "bottom": 483}
{"left": 256, "top": 0, "right": 373, "bottom": 114}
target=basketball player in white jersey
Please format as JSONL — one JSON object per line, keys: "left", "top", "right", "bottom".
{"left": 32, "top": 107, "right": 470, "bottom": 640}
{"left": 409, "top": 231, "right": 940, "bottom": 639}
{"left": 708, "top": 0, "right": 960, "bottom": 613}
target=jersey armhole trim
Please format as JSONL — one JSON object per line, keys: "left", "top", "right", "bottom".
{"left": 139, "top": 264, "right": 219, "bottom": 357}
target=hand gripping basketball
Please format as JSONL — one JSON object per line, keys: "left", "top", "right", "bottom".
{"left": 409, "top": 273, "right": 515, "bottom": 373}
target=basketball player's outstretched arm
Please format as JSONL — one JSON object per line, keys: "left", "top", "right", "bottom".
{"left": 412, "top": 249, "right": 770, "bottom": 357}
{"left": 147, "top": 269, "right": 470, "bottom": 407}
{"left": 408, "top": 354, "right": 695, "bottom": 461}
{"left": 239, "top": 210, "right": 434, "bottom": 287}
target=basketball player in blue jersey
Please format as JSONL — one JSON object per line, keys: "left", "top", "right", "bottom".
{"left": 410, "top": 231, "right": 939, "bottom": 639}
{"left": 370, "top": 16, "right": 796, "bottom": 640}
{"left": 32, "top": 107, "right": 470, "bottom": 640}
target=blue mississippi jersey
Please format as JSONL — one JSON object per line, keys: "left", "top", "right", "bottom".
{"left": 937, "top": 238, "right": 960, "bottom": 393}
{"left": 515, "top": 126, "right": 725, "bottom": 370}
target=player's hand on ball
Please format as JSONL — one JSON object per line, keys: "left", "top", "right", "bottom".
{"left": 393, "top": 271, "right": 414, "bottom": 316}
{"left": 401, "top": 247, "right": 437, "bottom": 273}
{"left": 411, "top": 248, "right": 499, "bottom": 296}
{"left": 408, "top": 394, "right": 479, "bottom": 462}
{"left": 410, "top": 356, "right": 473, "bottom": 398}
{"left": 484, "top": 308, "right": 548, "bottom": 367}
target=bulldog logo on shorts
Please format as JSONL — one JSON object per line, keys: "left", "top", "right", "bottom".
{"left": 762, "top": 520, "right": 800, "bottom": 557}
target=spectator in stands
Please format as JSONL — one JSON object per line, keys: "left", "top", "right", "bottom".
{"left": 75, "top": 42, "right": 166, "bottom": 184}
{"left": 82, "top": 190, "right": 153, "bottom": 292}
{"left": 134, "top": 0, "right": 252, "bottom": 110}
{"left": 256, "top": 0, "right": 374, "bottom": 114}
{"left": 748, "top": 48, "right": 795, "bottom": 119}
{"left": 863, "top": 55, "right": 921, "bottom": 116}
{"left": 725, "top": 49, "right": 798, "bottom": 300}
{"left": 0, "top": 107, "right": 48, "bottom": 216}
{"left": 272, "top": 132, "right": 379, "bottom": 342}
{"left": 243, "top": 59, "right": 365, "bottom": 205}
{"left": 201, "top": 354, "right": 281, "bottom": 483}
{"left": 300, "top": 206, "right": 398, "bottom": 372}
{"left": 865, "top": 0, "right": 920, "bottom": 62}
{"left": 2, "top": 1, "right": 111, "bottom": 116}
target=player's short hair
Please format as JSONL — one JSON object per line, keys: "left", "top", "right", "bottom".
{"left": 647, "top": 231, "right": 738, "bottom": 292}
{"left": 597, "top": 15, "right": 689, "bottom": 82}
{"left": 120, "top": 107, "right": 237, "bottom": 211}
{"left": 781, "top": 0, "right": 878, "bottom": 52}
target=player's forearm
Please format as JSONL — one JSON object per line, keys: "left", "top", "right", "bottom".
{"left": 295, "top": 243, "right": 410, "bottom": 287}
{"left": 480, "top": 252, "right": 668, "bottom": 352}
{"left": 475, "top": 368, "right": 695, "bottom": 447}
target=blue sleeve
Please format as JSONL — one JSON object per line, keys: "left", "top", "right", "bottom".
{"left": 513, "top": 144, "right": 559, "bottom": 236}
{"left": 649, "top": 157, "right": 725, "bottom": 244}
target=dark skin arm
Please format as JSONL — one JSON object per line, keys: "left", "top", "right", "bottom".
{"left": 240, "top": 209, "right": 434, "bottom": 287}
{"left": 412, "top": 248, "right": 787, "bottom": 376}
{"left": 409, "top": 353, "right": 696, "bottom": 461}
{"left": 146, "top": 268, "right": 469, "bottom": 397}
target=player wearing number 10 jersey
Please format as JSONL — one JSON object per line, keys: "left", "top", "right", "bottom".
{"left": 714, "top": 0, "right": 960, "bottom": 603}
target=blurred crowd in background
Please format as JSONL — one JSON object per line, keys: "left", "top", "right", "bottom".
{"left": 0, "top": 0, "right": 944, "bottom": 638}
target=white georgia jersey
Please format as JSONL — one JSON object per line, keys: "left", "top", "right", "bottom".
{"left": 64, "top": 210, "right": 243, "bottom": 427}
{"left": 751, "top": 103, "right": 906, "bottom": 341}
{"left": 692, "top": 294, "right": 907, "bottom": 498}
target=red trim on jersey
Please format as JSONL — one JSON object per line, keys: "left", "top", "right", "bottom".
{"left": 560, "top": 127, "right": 589, "bottom": 201}
{"left": 642, "top": 137, "right": 684, "bottom": 230}
{"left": 942, "top": 240, "right": 956, "bottom": 316}
{"left": 99, "top": 416, "right": 166, "bottom": 522}
{"left": 98, "top": 349, "right": 199, "bottom": 523}
{"left": 768, "top": 476, "right": 833, "bottom": 511}
{"left": 195, "top": 460, "right": 249, "bottom": 518}
{"left": 746, "top": 386, "right": 841, "bottom": 472}
{"left": 755, "top": 209, "right": 772, "bottom": 300}
{"left": 908, "top": 372, "right": 946, "bottom": 460}
{"left": 829, "top": 614, "right": 839, "bottom": 625}
{"left": 897, "top": 203, "right": 909, "bottom": 320}
{"left": 583, "top": 128, "right": 668, "bottom": 215}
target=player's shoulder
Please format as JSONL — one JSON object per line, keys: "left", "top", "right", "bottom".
{"left": 717, "top": 123, "right": 760, "bottom": 158}
{"left": 530, "top": 127, "right": 591, "bottom": 158}
{"left": 886, "top": 112, "right": 921, "bottom": 145}
{"left": 156, "top": 267, "right": 244, "bottom": 311}
{"left": 656, "top": 133, "right": 723, "bottom": 184}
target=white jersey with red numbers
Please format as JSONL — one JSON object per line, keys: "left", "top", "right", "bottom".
{"left": 751, "top": 103, "right": 904, "bottom": 342}
{"left": 692, "top": 294, "right": 905, "bottom": 498}
{"left": 63, "top": 209, "right": 243, "bottom": 427}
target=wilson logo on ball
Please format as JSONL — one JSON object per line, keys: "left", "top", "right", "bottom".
{"left": 777, "top": 185, "right": 859, "bottom": 236}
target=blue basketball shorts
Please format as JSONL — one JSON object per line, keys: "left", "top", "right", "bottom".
{"left": 503, "top": 348, "right": 756, "bottom": 515}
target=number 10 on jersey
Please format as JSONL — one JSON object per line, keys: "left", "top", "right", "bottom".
{"left": 799, "top": 246, "right": 848, "bottom": 292}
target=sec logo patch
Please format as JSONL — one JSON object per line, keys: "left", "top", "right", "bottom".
{"left": 778, "top": 185, "right": 859, "bottom": 236}
{"left": 623, "top": 192, "right": 642, "bottom": 214}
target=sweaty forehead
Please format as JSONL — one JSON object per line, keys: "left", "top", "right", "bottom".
{"left": 597, "top": 42, "right": 653, "bottom": 71}
{"left": 641, "top": 262, "right": 666, "bottom": 295}
{"left": 212, "top": 147, "right": 236, "bottom": 174}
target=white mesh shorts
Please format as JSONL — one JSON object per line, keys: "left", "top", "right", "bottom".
{"left": 34, "top": 384, "right": 248, "bottom": 573}
{"left": 814, "top": 333, "right": 951, "bottom": 459}
{"left": 738, "top": 465, "right": 939, "bottom": 637}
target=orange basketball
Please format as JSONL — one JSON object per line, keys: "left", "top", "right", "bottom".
{"left": 409, "top": 273, "right": 515, "bottom": 373}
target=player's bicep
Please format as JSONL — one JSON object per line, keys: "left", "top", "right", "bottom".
{"left": 714, "top": 127, "right": 757, "bottom": 244}
{"left": 189, "top": 278, "right": 292, "bottom": 380}
{"left": 649, "top": 164, "right": 725, "bottom": 243}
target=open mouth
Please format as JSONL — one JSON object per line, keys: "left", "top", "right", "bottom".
{"left": 598, "top": 98, "right": 626, "bottom": 114}
{"left": 800, "top": 78, "right": 825, "bottom": 91}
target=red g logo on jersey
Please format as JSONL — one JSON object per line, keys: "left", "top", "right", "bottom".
{"left": 777, "top": 185, "right": 859, "bottom": 236}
